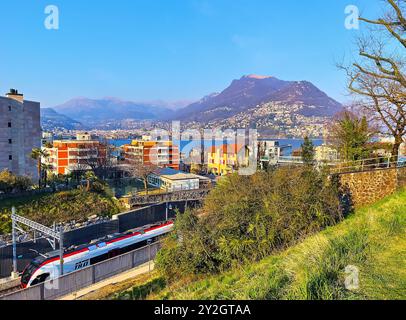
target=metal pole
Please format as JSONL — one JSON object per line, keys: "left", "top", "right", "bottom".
{"left": 59, "top": 227, "right": 64, "bottom": 276}
{"left": 11, "top": 207, "right": 17, "bottom": 277}
{"left": 148, "top": 239, "right": 152, "bottom": 272}
{"left": 165, "top": 202, "right": 168, "bottom": 222}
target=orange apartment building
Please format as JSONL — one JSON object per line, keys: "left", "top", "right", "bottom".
{"left": 44, "top": 133, "right": 107, "bottom": 175}
{"left": 123, "top": 140, "right": 180, "bottom": 170}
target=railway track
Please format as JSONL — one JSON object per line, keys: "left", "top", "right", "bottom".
{"left": 0, "top": 278, "right": 21, "bottom": 297}
{"left": 0, "top": 285, "right": 21, "bottom": 297}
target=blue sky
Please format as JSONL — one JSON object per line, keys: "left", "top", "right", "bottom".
{"left": 0, "top": 0, "right": 383, "bottom": 107}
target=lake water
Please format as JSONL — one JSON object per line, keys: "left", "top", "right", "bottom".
{"left": 109, "top": 138, "right": 323, "bottom": 156}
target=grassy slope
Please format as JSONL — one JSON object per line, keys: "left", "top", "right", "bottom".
{"left": 0, "top": 189, "right": 122, "bottom": 234}
{"left": 147, "top": 188, "right": 406, "bottom": 300}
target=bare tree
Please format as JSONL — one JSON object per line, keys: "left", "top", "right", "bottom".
{"left": 123, "top": 162, "right": 158, "bottom": 194}
{"left": 342, "top": 0, "right": 406, "bottom": 161}
{"left": 81, "top": 140, "right": 115, "bottom": 180}
{"left": 69, "top": 162, "right": 91, "bottom": 183}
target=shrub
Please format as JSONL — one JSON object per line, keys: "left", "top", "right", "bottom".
{"left": 156, "top": 166, "right": 343, "bottom": 280}
{"left": 0, "top": 170, "right": 32, "bottom": 194}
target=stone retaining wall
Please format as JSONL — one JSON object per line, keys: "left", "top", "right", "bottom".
{"left": 338, "top": 167, "right": 406, "bottom": 207}
{"left": 397, "top": 167, "right": 406, "bottom": 188}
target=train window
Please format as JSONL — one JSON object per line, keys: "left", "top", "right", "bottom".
{"left": 88, "top": 245, "right": 98, "bottom": 251}
{"left": 31, "top": 273, "right": 50, "bottom": 286}
{"left": 21, "top": 264, "right": 37, "bottom": 285}
{"left": 98, "top": 242, "right": 106, "bottom": 248}
{"left": 108, "top": 249, "right": 121, "bottom": 259}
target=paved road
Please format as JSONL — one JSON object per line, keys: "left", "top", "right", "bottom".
{"left": 0, "top": 277, "right": 21, "bottom": 297}
{"left": 59, "top": 261, "right": 155, "bottom": 300}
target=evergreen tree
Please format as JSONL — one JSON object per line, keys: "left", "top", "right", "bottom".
{"left": 301, "top": 136, "right": 315, "bottom": 166}
{"left": 330, "top": 111, "right": 374, "bottom": 162}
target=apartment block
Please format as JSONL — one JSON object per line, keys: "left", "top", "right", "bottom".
{"left": 207, "top": 144, "right": 247, "bottom": 176}
{"left": 0, "top": 89, "right": 41, "bottom": 179}
{"left": 44, "top": 133, "right": 107, "bottom": 175}
{"left": 123, "top": 140, "right": 180, "bottom": 170}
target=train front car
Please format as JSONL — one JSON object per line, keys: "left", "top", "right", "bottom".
{"left": 20, "top": 257, "right": 47, "bottom": 288}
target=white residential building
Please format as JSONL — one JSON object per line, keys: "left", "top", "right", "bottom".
{"left": 148, "top": 168, "right": 209, "bottom": 192}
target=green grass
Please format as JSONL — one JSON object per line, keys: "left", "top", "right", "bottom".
{"left": 123, "top": 188, "right": 406, "bottom": 300}
{"left": 114, "top": 277, "right": 167, "bottom": 300}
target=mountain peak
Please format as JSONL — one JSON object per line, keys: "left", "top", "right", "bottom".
{"left": 243, "top": 74, "right": 273, "bottom": 80}
{"left": 175, "top": 75, "right": 343, "bottom": 122}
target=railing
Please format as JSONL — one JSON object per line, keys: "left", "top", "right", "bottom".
{"left": 330, "top": 156, "right": 405, "bottom": 174}
{"left": 277, "top": 156, "right": 304, "bottom": 163}
{"left": 128, "top": 188, "right": 210, "bottom": 207}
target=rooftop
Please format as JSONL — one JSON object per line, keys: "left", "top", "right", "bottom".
{"left": 153, "top": 167, "right": 209, "bottom": 181}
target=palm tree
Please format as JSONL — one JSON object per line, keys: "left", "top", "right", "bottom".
{"left": 30, "top": 148, "right": 50, "bottom": 188}
{"left": 41, "top": 163, "right": 53, "bottom": 188}
{"left": 84, "top": 171, "right": 96, "bottom": 191}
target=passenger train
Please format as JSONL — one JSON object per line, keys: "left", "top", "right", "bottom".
{"left": 21, "top": 220, "right": 174, "bottom": 288}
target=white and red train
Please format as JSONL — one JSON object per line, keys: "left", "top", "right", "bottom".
{"left": 21, "top": 221, "right": 174, "bottom": 288}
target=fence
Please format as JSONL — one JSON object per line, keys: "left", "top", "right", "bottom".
{"left": 116, "top": 200, "right": 200, "bottom": 233}
{"left": 0, "top": 239, "right": 53, "bottom": 279}
{"left": 0, "top": 241, "right": 161, "bottom": 300}
{"left": 329, "top": 156, "right": 405, "bottom": 174}
{"left": 125, "top": 188, "right": 210, "bottom": 207}
{"left": 63, "top": 220, "right": 119, "bottom": 247}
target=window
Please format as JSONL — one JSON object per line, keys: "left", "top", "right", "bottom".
{"left": 8, "top": 106, "right": 11, "bottom": 111}
{"left": 8, "top": 122, "right": 11, "bottom": 128}
{"left": 9, "top": 155, "right": 12, "bottom": 160}
{"left": 8, "top": 139, "right": 12, "bottom": 144}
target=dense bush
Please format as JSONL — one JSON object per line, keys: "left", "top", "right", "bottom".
{"left": 156, "top": 166, "right": 343, "bottom": 280}
{"left": 0, "top": 213, "right": 11, "bottom": 235}
{"left": 0, "top": 170, "right": 32, "bottom": 194}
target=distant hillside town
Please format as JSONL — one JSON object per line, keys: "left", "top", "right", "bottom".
{"left": 41, "top": 75, "right": 343, "bottom": 138}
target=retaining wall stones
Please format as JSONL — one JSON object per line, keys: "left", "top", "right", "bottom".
{"left": 337, "top": 167, "right": 406, "bottom": 207}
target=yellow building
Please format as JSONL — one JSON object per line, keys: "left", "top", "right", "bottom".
{"left": 315, "top": 144, "right": 339, "bottom": 162}
{"left": 207, "top": 144, "right": 246, "bottom": 176}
